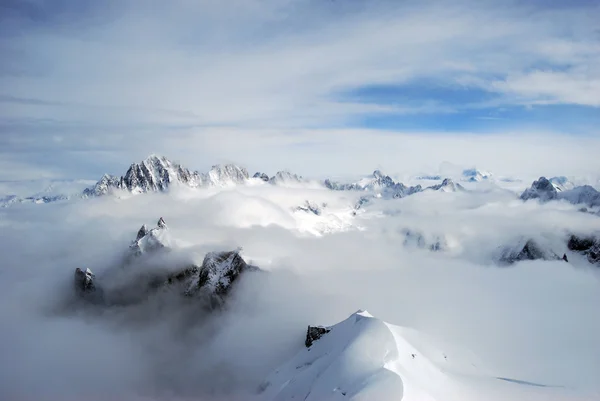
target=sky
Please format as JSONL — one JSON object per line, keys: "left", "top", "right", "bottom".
{"left": 1, "top": 0, "right": 599, "bottom": 183}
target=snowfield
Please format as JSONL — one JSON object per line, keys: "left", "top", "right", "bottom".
{"left": 1, "top": 161, "right": 600, "bottom": 401}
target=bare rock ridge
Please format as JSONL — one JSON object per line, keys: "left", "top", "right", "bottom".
{"left": 72, "top": 217, "right": 260, "bottom": 306}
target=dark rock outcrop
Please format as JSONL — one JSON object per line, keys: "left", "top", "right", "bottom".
{"left": 520, "top": 177, "right": 558, "bottom": 202}
{"left": 183, "top": 248, "right": 259, "bottom": 298}
{"left": 568, "top": 234, "right": 600, "bottom": 265}
{"left": 295, "top": 200, "right": 323, "bottom": 216}
{"left": 305, "top": 326, "right": 330, "bottom": 348}
{"left": 72, "top": 219, "right": 260, "bottom": 308}
{"left": 74, "top": 267, "right": 96, "bottom": 293}
{"left": 253, "top": 172, "right": 270, "bottom": 182}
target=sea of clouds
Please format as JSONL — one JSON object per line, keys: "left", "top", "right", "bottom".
{"left": 1, "top": 182, "right": 599, "bottom": 400}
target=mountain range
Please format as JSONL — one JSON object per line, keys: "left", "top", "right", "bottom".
{"left": 2, "top": 156, "right": 600, "bottom": 213}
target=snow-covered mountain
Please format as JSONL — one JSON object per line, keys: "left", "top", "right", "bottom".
{"left": 324, "top": 170, "right": 422, "bottom": 198}
{"left": 259, "top": 310, "right": 575, "bottom": 401}
{"left": 549, "top": 176, "right": 575, "bottom": 191}
{"left": 83, "top": 155, "right": 250, "bottom": 196}
{"left": 521, "top": 177, "right": 600, "bottom": 207}
{"left": 426, "top": 178, "right": 465, "bottom": 192}
{"left": 461, "top": 168, "right": 492, "bottom": 182}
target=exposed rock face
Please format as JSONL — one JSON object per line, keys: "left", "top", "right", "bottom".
{"left": 83, "top": 155, "right": 250, "bottom": 196}
{"left": 74, "top": 267, "right": 96, "bottom": 293}
{"left": 253, "top": 172, "right": 270, "bottom": 182}
{"left": 521, "top": 177, "right": 600, "bottom": 208}
{"left": 295, "top": 200, "right": 323, "bottom": 216}
{"left": 426, "top": 178, "right": 465, "bottom": 192}
{"left": 83, "top": 174, "right": 122, "bottom": 197}
{"left": 269, "top": 171, "right": 304, "bottom": 185}
{"left": 462, "top": 168, "right": 492, "bottom": 182}
{"left": 499, "top": 239, "right": 560, "bottom": 265}
{"left": 206, "top": 164, "right": 249, "bottom": 186}
{"left": 520, "top": 177, "right": 558, "bottom": 202}
{"left": 73, "top": 219, "right": 260, "bottom": 307}
{"left": 184, "top": 249, "right": 259, "bottom": 298}
{"left": 129, "top": 218, "right": 171, "bottom": 258}
{"left": 305, "top": 326, "right": 330, "bottom": 347}
{"left": 325, "top": 170, "right": 422, "bottom": 199}
{"left": 568, "top": 234, "right": 600, "bottom": 265}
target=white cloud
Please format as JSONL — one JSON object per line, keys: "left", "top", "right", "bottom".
{"left": 491, "top": 70, "right": 600, "bottom": 106}
{"left": 1, "top": 180, "right": 600, "bottom": 399}
{"left": 1, "top": 0, "right": 598, "bottom": 126}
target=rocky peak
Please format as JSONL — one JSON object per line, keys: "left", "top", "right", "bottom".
{"left": 206, "top": 164, "right": 249, "bottom": 186}
{"left": 520, "top": 177, "right": 558, "bottom": 202}
{"left": 499, "top": 239, "right": 561, "bottom": 265}
{"left": 253, "top": 172, "right": 270, "bottom": 182}
{"left": 427, "top": 178, "right": 464, "bottom": 192}
{"left": 129, "top": 218, "right": 171, "bottom": 257}
{"left": 74, "top": 267, "right": 96, "bottom": 293}
{"left": 184, "top": 248, "right": 258, "bottom": 298}
{"left": 462, "top": 168, "right": 492, "bottom": 182}
{"left": 559, "top": 185, "right": 600, "bottom": 208}
{"left": 295, "top": 200, "right": 324, "bottom": 216}
{"left": 371, "top": 170, "right": 395, "bottom": 188}
{"left": 568, "top": 234, "right": 600, "bottom": 265}
{"left": 269, "top": 171, "right": 303, "bottom": 185}
{"left": 84, "top": 156, "right": 254, "bottom": 197}
{"left": 136, "top": 224, "right": 149, "bottom": 241}
{"left": 72, "top": 221, "right": 261, "bottom": 308}
{"left": 82, "top": 174, "right": 121, "bottom": 197}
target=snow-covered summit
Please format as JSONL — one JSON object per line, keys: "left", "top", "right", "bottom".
{"left": 129, "top": 217, "right": 173, "bottom": 257}
{"left": 206, "top": 164, "right": 249, "bottom": 186}
{"left": 324, "top": 170, "right": 422, "bottom": 198}
{"left": 83, "top": 155, "right": 251, "bottom": 196}
{"left": 549, "top": 176, "right": 575, "bottom": 192}
{"left": 462, "top": 168, "right": 492, "bottom": 182}
{"left": 521, "top": 177, "right": 600, "bottom": 207}
{"left": 559, "top": 185, "right": 600, "bottom": 208}
{"left": 269, "top": 171, "right": 304, "bottom": 185}
{"left": 258, "top": 309, "right": 580, "bottom": 401}
{"left": 426, "top": 178, "right": 465, "bottom": 192}
{"left": 520, "top": 177, "right": 558, "bottom": 202}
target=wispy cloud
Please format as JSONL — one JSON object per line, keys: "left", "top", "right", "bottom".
{"left": 0, "top": 0, "right": 598, "bottom": 179}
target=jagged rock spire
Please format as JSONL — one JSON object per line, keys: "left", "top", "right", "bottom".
{"left": 157, "top": 217, "right": 167, "bottom": 229}
{"left": 136, "top": 224, "right": 149, "bottom": 240}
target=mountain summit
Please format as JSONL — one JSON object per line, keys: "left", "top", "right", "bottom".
{"left": 83, "top": 155, "right": 250, "bottom": 196}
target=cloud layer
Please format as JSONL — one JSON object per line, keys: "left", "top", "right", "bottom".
{"left": 1, "top": 182, "right": 600, "bottom": 400}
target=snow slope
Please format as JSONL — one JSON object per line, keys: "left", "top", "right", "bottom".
{"left": 259, "top": 310, "right": 588, "bottom": 401}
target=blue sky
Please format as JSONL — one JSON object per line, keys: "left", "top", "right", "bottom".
{"left": 0, "top": 0, "right": 599, "bottom": 181}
